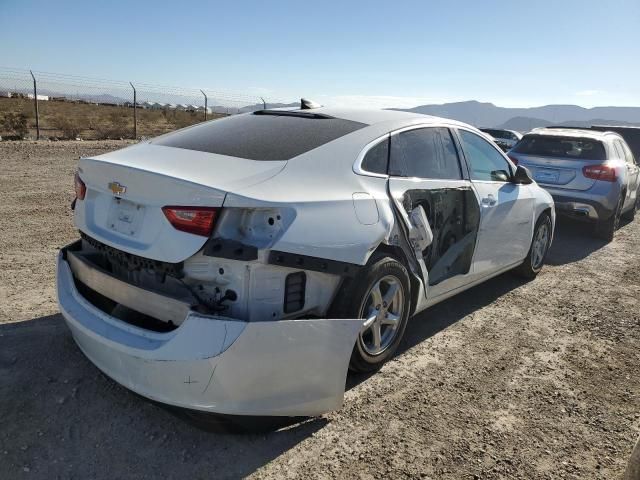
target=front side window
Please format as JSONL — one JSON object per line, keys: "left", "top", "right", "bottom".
{"left": 459, "top": 129, "right": 512, "bottom": 182}
{"left": 389, "top": 127, "right": 462, "bottom": 180}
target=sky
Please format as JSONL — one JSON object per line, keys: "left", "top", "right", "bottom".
{"left": 1, "top": 0, "right": 639, "bottom": 109}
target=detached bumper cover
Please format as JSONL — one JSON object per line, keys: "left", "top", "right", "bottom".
{"left": 56, "top": 249, "right": 361, "bottom": 416}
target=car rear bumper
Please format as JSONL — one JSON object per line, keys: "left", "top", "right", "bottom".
{"left": 56, "top": 243, "right": 361, "bottom": 416}
{"left": 544, "top": 187, "right": 619, "bottom": 222}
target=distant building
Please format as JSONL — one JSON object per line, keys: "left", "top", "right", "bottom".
{"left": 26, "top": 93, "right": 49, "bottom": 101}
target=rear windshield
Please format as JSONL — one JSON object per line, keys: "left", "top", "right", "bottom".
{"left": 152, "top": 112, "right": 367, "bottom": 160}
{"left": 512, "top": 135, "right": 606, "bottom": 160}
{"left": 481, "top": 129, "right": 508, "bottom": 138}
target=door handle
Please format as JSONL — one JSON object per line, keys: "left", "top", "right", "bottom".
{"left": 481, "top": 194, "right": 497, "bottom": 207}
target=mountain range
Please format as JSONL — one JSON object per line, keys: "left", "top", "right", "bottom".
{"left": 393, "top": 100, "right": 640, "bottom": 131}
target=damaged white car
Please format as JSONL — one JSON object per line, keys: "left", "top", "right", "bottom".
{"left": 57, "top": 104, "right": 555, "bottom": 418}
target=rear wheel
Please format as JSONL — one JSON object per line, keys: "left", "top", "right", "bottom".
{"left": 331, "top": 254, "right": 411, "bottom": 373}
{"left": 621, "top": 189, "right": 638, "bottom": 221}
{"left": 595, "top": 195, "right": 623, "bottom": 241}
{"left": 514, "top": 212, "right": 552, "bottom": 279}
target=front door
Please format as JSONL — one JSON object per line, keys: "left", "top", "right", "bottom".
{"left": 456, "top": 129, "right": 535, "bottom": 276}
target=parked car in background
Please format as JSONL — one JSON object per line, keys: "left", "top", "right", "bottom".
{"left": 57, "top": 105, "right": 555, "bottom": 418}
{"left": 508, "top": 128, "right": 640, "bottom": 240}
{"left": 591, "top": 125, "right": 640, "bottom": 163}
{"left": 480, "top": 128, "right": 522, "bottom": 152}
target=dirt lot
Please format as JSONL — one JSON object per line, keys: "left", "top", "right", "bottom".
{"left": 0, "top": 140, "right": 638, "bottom": 479}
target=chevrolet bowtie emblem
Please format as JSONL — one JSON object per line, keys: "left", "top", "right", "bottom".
{"left": 108, "top": 182, "right": 127, "bottom": 196}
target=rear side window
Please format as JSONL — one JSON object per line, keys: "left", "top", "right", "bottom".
{"left": 361, "top": 138, "right": 389, "bottom": 174}
{"left": 152, "top": 112, "right": 367, "bottom": 161}
{"left": 620, "top": 141, "right": 637, "bottom": 165}
{"left": 389, "top": 127, "right": 462, "bottom": 180}
{"left": 513, "top": 135, "right": 606, "bottom": 160}
{"left": 612, "top": 140, "right": 626, "bottom": 161}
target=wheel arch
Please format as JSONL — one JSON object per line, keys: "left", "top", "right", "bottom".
{"left": 368, "top": 242, "right": 422, "bottom": 317}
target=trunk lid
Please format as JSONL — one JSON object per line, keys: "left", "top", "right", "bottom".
{"left": 74, "top": 143, "right": 286, "bottom": 263}
{"left": 510, "top": 153, "right": 601, "bottom": 191}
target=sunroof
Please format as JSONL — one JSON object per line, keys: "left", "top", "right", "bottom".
{"left": 153, "top": 112, "right": 367, "bottom": 160}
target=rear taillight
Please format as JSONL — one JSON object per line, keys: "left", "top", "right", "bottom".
{"left": 582, "top": 164, "right": 617, "bottom": 182}
{"left": 74, "top": 172, "right": 86, "bottom": 200}
{"left": 162, "top": 206, "right": 219, "bottom": 237}
{"left": 508, "top": 155, "right": 519, "bottom": 166}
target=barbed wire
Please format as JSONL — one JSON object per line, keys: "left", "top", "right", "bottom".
{"left": 0, "top": 66, "right": 293, "bottom": 140}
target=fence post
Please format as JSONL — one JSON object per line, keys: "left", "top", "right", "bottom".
{"left": 200, "top": 89, "right": 208, "bottom": 121}
{"left": 29, "top": 70, "right": 40, "bottom": 140}
{"left": 129, "top": 82, "right": 137, "bottom": 139}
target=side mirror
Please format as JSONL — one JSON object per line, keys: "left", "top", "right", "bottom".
{"left": 490, "top": 170, "right": 510, "bottom": 182}
{"left": 512, "top": 165, "right": 534, "bottom": 185}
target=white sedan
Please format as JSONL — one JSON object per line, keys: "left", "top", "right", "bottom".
{"left": 57, "top": 103, "right": 555, "bottom": 418}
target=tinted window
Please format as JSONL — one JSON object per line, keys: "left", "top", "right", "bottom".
{"left": 361, "top": 138, "right": 389, "bottom": 174}
{"left": 389, "top": 127, "right": 462, "bottom": 180}
{"left": 459, "top": 130, "right": 512, "bottom": 182}
{"left": 153, "top": 112, "right": 367, "bottom": 160}
{"left": 620, "top": 141, "right": 637, "bottom": 165}
{"left": 482, "top": 129, "right": 506, "bottom": 139}
{"left": 612, "top": 140, "right": 626, "bottom": 161}
{"left": 512, "top": 135, "right": 606, "bottom": 160}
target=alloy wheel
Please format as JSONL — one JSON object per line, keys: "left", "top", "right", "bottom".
{"left": 531, "top": 222, "right": 550, "bottom": 270}
{"left": 358, "top": 275, "right": 405, "bottom": 356}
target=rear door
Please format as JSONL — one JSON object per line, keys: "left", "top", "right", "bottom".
{"left": 456, "top": 129, "right": 535, "bottom": 275}
{"left": 386, "top": 126, "right": 481, "bottom": 298}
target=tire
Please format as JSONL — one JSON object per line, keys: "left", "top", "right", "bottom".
{"left": 514, "top": 212, "right": 552, "bottom": 279}
{"left": 331, "top": 254, "right": 411, "bottom": 373}
{"left": 595, "top": 196, "right": 623, "bottom": 242}
{"left": 621, "top": 189, "right": 638, "bottom": 221}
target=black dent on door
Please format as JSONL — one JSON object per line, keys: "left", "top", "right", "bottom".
{"left": 403, "top": 188, "right": 480, "bottom": 286}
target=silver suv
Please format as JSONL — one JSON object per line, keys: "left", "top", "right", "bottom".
{"left": 508, "top": 128, "right": 640, "bottom": 240}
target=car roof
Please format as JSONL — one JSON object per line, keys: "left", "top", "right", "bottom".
{"left": 269, "top": 106, "right": 469, "bottom": 130}
{"left": 527, "top": 127, "right": 621, "bottom": 141}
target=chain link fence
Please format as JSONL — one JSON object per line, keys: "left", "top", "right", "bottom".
{"left": 0, "top": 67, "right": 286, "bottom": 140}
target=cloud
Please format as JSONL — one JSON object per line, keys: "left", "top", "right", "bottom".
{"left": 575, "top": 89, "right": 602, "bottom": 97}
{"left": 316, "top": 94, "right": 453, "bottom": 109}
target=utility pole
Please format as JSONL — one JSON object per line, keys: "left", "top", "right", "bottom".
{"left": 30, "top": 70, "right": 39, "bottom": 140}
{"left": 129, "top": 82, "right": 137, "bottom": 139}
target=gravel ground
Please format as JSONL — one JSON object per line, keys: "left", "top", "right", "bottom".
{"left": 0, "top": 140, "right": 638, "bottom": 479}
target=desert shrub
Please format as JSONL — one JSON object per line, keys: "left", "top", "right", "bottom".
{"left": 95, "top": 125, "right": 132, "bottom": 140}
{"left": 53, "top": 116, "right": 83, "bottom": 139}
{"left": 1, "top": 112, "right": 29, "bottom": 138}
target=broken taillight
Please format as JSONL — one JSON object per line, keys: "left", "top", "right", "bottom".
{"left": 162, "top": 206, "right": 219, "bottom": 237}
{"left": 74, "top": 172, "right": 86, "bottom": 200}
